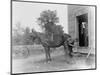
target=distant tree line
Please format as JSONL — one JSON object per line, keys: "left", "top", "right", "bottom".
{"left": 12, "top": 23, "right": 32, "bottom": 45}
{"left": 12, "top": 10, "right": 64, "bottom": 45}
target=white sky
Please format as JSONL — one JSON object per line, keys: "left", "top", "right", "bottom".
{"left": 12, "top": 1, "right": 68, "bottom": 33}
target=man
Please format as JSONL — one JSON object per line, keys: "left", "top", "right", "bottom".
{"left": 67, "top": 37, "right": 75, "bottom": 57}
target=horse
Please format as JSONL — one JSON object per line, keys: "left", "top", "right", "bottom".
{"left": 31, "top": 30, "right": 73, "bottom": 63}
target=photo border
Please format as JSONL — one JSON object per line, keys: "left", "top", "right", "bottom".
{"left": 10, "top": 0, "right": 97, "bottom": 75}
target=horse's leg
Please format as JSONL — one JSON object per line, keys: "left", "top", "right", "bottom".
{"left": 44, "top": 47, "right": 51, "bottom": 62}
{"left": 44, "top": 47, "right": 49, "bottom": 62}
{"left": 48, "top": 47, "right": 51, "bottom": 61}
{"left": 63, "top": 42, "right": 69, "bottom": 55}
{"left": 68, "top": 47, "right": 73, "bottom": 57}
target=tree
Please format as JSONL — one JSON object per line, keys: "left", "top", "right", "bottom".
{"left": 53, "top": 25, "right": 64, "bottom": 35}
{"left": 12, "top": 23, "right": 34, "bottom": 45}
{"left": 12, "top": 22, "right": 24, "bottom": 45}
{"left": 22, "top": 27, "right": 31, "bottom": 45}
{"left": 37, "top": 10, "right": 64, "bottom": 41}
{"left": 37, "top": 10, "right": 59, "bottom": 28}
{"left": 12, "top": 22, "right": 24, "bottom": 36}
{"left": 37, "top": 10, "right": 59, "bottom": 32}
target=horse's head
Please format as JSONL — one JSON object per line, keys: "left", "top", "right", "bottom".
{"left": 30, "top": 29, "right": 42, "bottom": 43}
{"left": 63, "top": 33, "right": 71, "bottom": 41}
{"left": 29, "top": 33, "right": 37, "bottom": 42}
{"left": 29, "top": 29, "right": 38, "bottom": 41}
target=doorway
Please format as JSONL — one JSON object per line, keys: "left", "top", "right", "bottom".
{"left": 76, "top": 13, "right": 88, "bottom": 47}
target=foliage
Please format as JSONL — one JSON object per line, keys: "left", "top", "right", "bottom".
{"left": 37, "top": 10, "right": 59, "bottom": 28}
{"left": 37, "top": 10, "right": 59, "bottom": 33}
{"left": 22, "top": 27, "right": 33, "bottom": 45}
{"left": 37, "top": 10, "right": 64, "bottom": 40}
{"left": 53, "top": 25, "right": 64, "bottom": 35}
{"left": 12, "top": 23, "right": 35, "bottom": 45}
{"left": 12, "top": 22, "right": 24, "bottom": 45}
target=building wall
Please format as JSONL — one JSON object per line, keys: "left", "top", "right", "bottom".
{"left": 68, "top": 5, "right": 95, "bottom": 53}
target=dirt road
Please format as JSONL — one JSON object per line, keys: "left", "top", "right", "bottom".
{"left": 12, "top": 46, "right": 95, "bottom": 74}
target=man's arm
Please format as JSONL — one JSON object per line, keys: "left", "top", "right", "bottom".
{"left": 68, "top": 43, "right": 75, "bottom": 47}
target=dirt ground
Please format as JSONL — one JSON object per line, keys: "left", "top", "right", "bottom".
{"left": 12, "top": 45, "right": 95, "bottom": 74}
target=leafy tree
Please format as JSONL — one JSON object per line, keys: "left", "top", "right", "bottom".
{"left": 37, "top": 10, "right": 59, "bottom": 28}
{"left": 53, "top": 25, "right": 64, "bottom": 35}
{"left": 37, "top": 10, "right": 59, "bottom": 32}
{"left": 12, "top": 22, "right": 24, "bottom": 36}
{"left": 12, "top": 22, "right": 24, "bottom": 45}
{"left": 22, "top": 27, "right": 31, "bottom": 45}
{"left": 12, "top": 23, "right": 34, "bottom": 45}
{"left": 37, "top": 10, "right": 64, "bottom": 41}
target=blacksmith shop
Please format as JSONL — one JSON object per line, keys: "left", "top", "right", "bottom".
{"left": 67, "top": 5, "right": 96, "bottom": 55}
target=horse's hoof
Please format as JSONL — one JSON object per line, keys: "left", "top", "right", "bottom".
{"left": 48, "top": 59, "right": 52, "bottom": 63}
{"left": 44, "top": 61, "right": 51, "bottom": 64}
{"left": 47, "top": 61, "right": 51, "bottom": 64}
{"left": 69, "top": 54, "right": 73, "bottom": 58}
{"left": 45, "top": 60, "right": 51, "bottom": 64}
{"left": 67, "top": 61, "right": 75, "bottom": 64}
{"left": 44, "top": 62, "right": 48, "bottom": 64}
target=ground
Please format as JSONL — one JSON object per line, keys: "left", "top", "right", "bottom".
{"left": 12, "top": 45, "right": 95, "bottom": 74}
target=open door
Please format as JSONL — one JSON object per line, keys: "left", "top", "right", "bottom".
{"left": 77, "top": 13, "right": 88, "bottom": 47}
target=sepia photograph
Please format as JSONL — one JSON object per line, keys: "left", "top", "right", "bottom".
{"left": 11, "top": 0, "right": 96, "bottom": 74}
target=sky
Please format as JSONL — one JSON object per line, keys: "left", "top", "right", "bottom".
{"left": 12, "top": 1, "right": 68, "bottom": 33}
